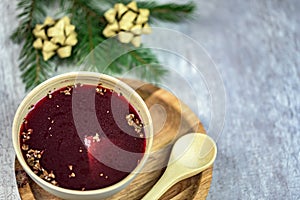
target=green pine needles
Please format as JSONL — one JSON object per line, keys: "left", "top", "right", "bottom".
{"left": 11, "top": 0, "right": 196, "bottom": 90}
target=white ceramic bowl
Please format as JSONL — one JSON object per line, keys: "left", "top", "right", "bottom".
{"left": 12, "top": 72, "right": 153, "bottom": 200}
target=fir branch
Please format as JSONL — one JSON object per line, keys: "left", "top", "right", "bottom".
{"left": 84, "top": 38, "right": 167, "bottom": 83}
{"left": 11, "top": 0, "right": 35, "bottom": 43}
{"left": 11, "top": 0, "right": 196, "bottom": 90}
{"left": 11, "top": 0, "right": 49, "bottom": 43}
{"left": 21, "top": 52, "right": 53, "bottom": 90}
{"left": 66, "top": 0, "right": 170, "bottom": 82}
{"left": 11, "top": 0, "right": 53, "bottom": 90}
{"left": 142, "top": 2, "right": 196, "bottom": 23}
{"left": 64, "top": 0, "right": 106, "bottom": 66}
{"left": 127, "top": 48, "right": 168, "bottom": 83}
{"left": 87, "top": 15, "right": 96, "bottom": 64}
{"left": 19, "top": 34, "right": 53, "bottom": 90}
{"left": 71, "top": 0, "right": 105, "bottom": 17}
{"left": 107, "top": 0, "right": 196, "bottom": 23}
{"left": 11, "top": 24, "right": 27, "bottom": 44}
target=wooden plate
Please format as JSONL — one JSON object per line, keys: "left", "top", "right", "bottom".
{"left": 15, "top": 79, "right": 213, "bottom": 200}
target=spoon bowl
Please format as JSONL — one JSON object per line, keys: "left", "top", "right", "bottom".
{"left": 142, "top": 133, "right": 217, "bottom": 200}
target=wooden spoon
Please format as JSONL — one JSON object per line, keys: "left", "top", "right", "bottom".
{"left": 142, "top": 133, "right": 217, "bottom": 200}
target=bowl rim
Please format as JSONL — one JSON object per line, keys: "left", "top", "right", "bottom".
{"left": 12, "top": 71, "right": 153, "bottom": 196}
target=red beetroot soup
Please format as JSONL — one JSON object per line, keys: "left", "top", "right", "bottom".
{"left": 20, "top": 84, "right": 146, "bottom": 191}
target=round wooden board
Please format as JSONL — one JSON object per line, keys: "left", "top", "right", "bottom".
{"left": 15, "top": 79, "right": 213, "bottom": 200}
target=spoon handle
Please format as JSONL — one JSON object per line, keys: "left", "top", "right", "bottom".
{"left": 142, "top": 165, "right": 179, "bottom": 200}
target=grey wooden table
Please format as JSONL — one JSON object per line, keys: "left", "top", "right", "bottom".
{"left": 1, "top": 0, "right": 299, "bottom": 199}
